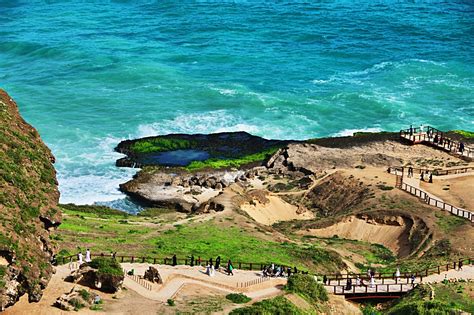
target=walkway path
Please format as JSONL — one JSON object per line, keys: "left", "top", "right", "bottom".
{"left": 120, "top": 263, "right": 286, "bottom": 302}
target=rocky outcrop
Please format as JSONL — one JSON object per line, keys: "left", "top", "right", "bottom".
{"left": 54, "top": 287, "right": 101, "bottom": 311}
{"left": 70, "top": 263, "right": 124, "bottom": 293}
{"left": 0, "top": 90, "right": 61, "bottom": 310}
{"left": 144, "top": 266, "right": 163, "bottom": 284}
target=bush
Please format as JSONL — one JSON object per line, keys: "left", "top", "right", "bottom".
{"left": 226, "top": 293, "right": 251, "bottom": 304}
{"left": 229, "top": 296, "right": 303, "bottom": 315}
{"left": 68, "top": 298, "right": 85, "bottom": 310}
{"left": 167, "top": 299, "right": 175, "bottom": 306}
{"left": 89, "top": 257, "right": 123, "bottom": 276}
{"left": 79, "top": 289, "right": 91, "bottom": 301}
{"left": 285, "top": 274, "right": 328, "bottom": 304}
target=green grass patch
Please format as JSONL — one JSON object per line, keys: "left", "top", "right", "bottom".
{"left": 184, "top": 147, "right": 279, "bottom": 171}
{"left": 452, "top": 130, "right": 474, "bottom": 139}
{"left": 130, "top": 138, "right": 192, "bottom": 154}
{"left": 89, "top": 257, "right": 123, "bottom": 276}
{"left": 434, "top": 212, "right": 467, "bottom": 232}
{"left": 285, "top": 274, "right": 328, "bottom": 305}
{"left": 226, "top": 293, "right": 251, "bottom": 304}
{"left": 60, "top": 204, "right": 128, "bottom": 218}
{"left": 229, "top": 296, "right": 304, "bottom": 315}
{"left": 385, "top": 282, "right": 474, "bottom": 314}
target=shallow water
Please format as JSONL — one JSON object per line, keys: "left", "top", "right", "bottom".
{"left": 0, "top": 1, "right": 472, "bottom": 209}
{"left": 139, "top": 149, "right": 210, "bottom": 167}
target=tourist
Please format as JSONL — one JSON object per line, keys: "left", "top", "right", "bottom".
{"left": 409, "top": 125, "right": 413, "bottom": 136}
{"left": 78, "top": 252, "right": 83, "bottom": 265}
{"left": 215, "top": 256, "right": 221, "bottom": 270}
{"left": 410, "top": 274, "right": 416, "bottom": 287}
{"left": 287, "top": 267, "right": 292, "bottom": 278}
{"left": 294, "top": 266, "right": 298, "bottom": 274}
{"left": 206, "top": 263, "right": 211, "bottom": 276}
{"left": 367, "top": 268, "right": 371, "bottom": 278}
{"left": 172, "top": 254, "right": 177, "bottom": 266}
{"left": 345, "top": 278, "right": 352, "bottom": 291}
{"left": 459, "top": 142, "right": 465, "bottom": 154}
{"left": 458, "top": 260, "right": 463, "bottom": 271}
{"left": 434, "top": 134, "right": 438, "bottom": 143}
{"left": 370, "top": 269, "right": 375, "bottom": 278}
{"left": 197, "top": 257, "right": 201, "bottom": 266}
{"left": 355, "top": 275, "right": 360, "bottom": 286}
{"left": 85, "top": 249, "right": 91, "bottom": 263}
{"left": 395, "top": 267, "right": 401, "bottom": 281}
{"left": 209, "top": 258, "right": 213, "bottom": 268}
{"left": 429, "top": 173, "right": 433, "bottom": 183}
{"left": 420, "top": 171, "right": 424, "bottom": 181}
{"left": 227, "top": 260, "right": 234, "bottom": 276}
{"left": 210, "top": 264, "right": 215, "bottom": 277}
{"left": 323, "top": 275, "right": 327, "bottom": 285}
{"left": 190, "top": 254, "right": 194, "bottom": 267}
{"left": 370, "top": 276, "right": 375, "bottom": 288}
{"left": 408, "top": 167, "right": 413, "bottom": 178}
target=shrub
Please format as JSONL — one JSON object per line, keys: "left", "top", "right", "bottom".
{"left": 285, "top": 274, "right": 328, "bottom": 304}
{"left": 229, "top": 296, "right": 303, "bottom": 315}
{"left": 226, "top": 293, "right": 251, "bottom": 304}
{"left": 79, "top": 289, "right": 91, "bottom": 301}
{"left": 89, "top": 257, "right": 123, "bottom": 276}
{"left": 167, "top": 299, "right": 175, "bottom": 306}
{"left": 68, "top": 298, "right": 85, "bottom": 310}
{"left": 130, "top": 138, "right": 192, "bottom": 154}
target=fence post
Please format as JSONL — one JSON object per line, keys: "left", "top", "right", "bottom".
{"left": 250, "top": 263, "right": 253, "bottom": 270}
{"left": 131, "top": 256, "right": 134, "bottom": 263}
{"left": 121, "top": 256, "right": 124, "bottom": 263}
{"left": 438, "top": 266, "right": 440, "bottom": 274}
{"left": 142, "top": 257, "right": 145, "bottom": 263}
{"left": 153, "top": 258, "right": 156, "bottom": 264}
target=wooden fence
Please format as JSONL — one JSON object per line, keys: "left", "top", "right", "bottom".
{"left": 400, "top": 181, "right": 473, "bottom": 222}
{"left": 388, "top": 166, "right": 474, "bottom": 177}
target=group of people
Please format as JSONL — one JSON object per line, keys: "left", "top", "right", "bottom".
{"left": 405, "top": 166, "right": 433, "bottom": 183}
{"left": 77, "top": 249, "right": 92, "bottom": 265}
{"left": 408, "top": 125, "right": 467, "bottom": 155}
{"left": 169, "top": 254, "right": 235, "bottom": 276}
{"left": 337, "top": 267, "right": 417, "bottom": 291}
{"left": 262, "top": 264, "right": 300, "bottom": 278}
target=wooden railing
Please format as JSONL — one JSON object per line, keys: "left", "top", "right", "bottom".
{"left": 237, "top": 277, "right": 272, "bottom": 288}
{"left": 388, "top": 166, "right": 474, "bottom": 177}
{"left": 400, "top": 126, "right": 473, "bottom": 158}
{"left": 321, "top": 258, "right": 472, "bottom": 282}
{"left": 125, "top": 272, "right": 153, "bottom": 290}
{"left": 400, "top": 181, "right": 473, "bottom": 222}
{"left": 332, "top": 283, "right": 416, "bottom": 295}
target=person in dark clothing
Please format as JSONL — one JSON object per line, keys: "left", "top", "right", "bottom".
{"left": 458, "top": 260, "right": 463, "bottom": 271}
{"left": 429, "top": 173, "right": 433, "bottom": 183}
{"left": 323, "top": 275, "right": 327, "bottom": 285}
{"left": 287, "top": 267, "right": 292, "bottom": 278}
{"left": 215, "top": 256, "right": 221, "bottom": 270}
{"left": 190, "top": 255, "right": 194, "bottom": 267}
{"left": 370, "top": 269, "right": 375, "bottom": 278}
{"left": 294, "top": 266, "right": 298, "bottom": 274}
{"left": 227, "top": 260, "right": 234, "bottom": 276}
{"left": 345, "top": 278, "right": 352, "bottom": 291}
{"left": 420, "top": 171, "right": 424, "bottom": 181}
{"left": 172, "top": 254, "right": 177, "bottom": 266}
{"left": 408, "top": 166, "right": 413, "bottom": 178}
{"left": 459, "top": 142, "right": 465, "bottom": 154}
{"left": 434, "top": 134, "right": 438, "bottom": 143}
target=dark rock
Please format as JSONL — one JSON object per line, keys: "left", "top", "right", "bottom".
{"left": 144, "top": 266, "right": 163, "bottom": 284}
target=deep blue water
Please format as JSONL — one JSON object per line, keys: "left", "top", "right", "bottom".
{"left": 0, "top": 1, "right": 473, "bottom": 209}
{"left": 140, "top": 149, "right": 210, "bottom": 166}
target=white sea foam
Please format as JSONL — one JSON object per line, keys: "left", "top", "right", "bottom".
{"left": 334, "top": 127, "right": 382, "bottom": 137}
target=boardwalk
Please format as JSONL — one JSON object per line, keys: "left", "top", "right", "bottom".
{"left": 400, "top": 125, "right": 473, "bottom": 159}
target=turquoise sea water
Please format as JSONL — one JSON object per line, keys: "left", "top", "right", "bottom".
{"left": 1, "top": 1, "right": 473, "bottom": 209}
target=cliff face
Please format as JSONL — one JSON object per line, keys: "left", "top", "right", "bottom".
{"left": 0, "top": 90, "right": 61, "bottom": 310}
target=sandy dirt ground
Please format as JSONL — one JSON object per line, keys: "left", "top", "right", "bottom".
{"left": 300, "top": 216, "right": 411, "bottom": 257}
{"left": 421, "top": 174, "right": 474, "bottom": 210}
{"left": 240, "top": 195, "right": 314, "bottom": 225}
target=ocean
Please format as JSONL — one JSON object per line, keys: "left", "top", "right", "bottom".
{"left": 1, "top": 1, "right": 473, "bottom": 210}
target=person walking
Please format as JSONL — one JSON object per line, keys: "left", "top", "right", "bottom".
{"left": 408, "top": 167, "right": 413, "bottom": 178}
{"left": 459, "top": 142, "right": 465, "bottom": 154}
{"left": 227, "top": 260, "right": 234, "bottom": 276}
{"left": 323, "top": 275, "right": 327, "bottom": 285}
{"left": 78, "top": 252, "right": 83, "bottom": 265}
{"left": 206, "top": 263, "right": 211, "bottom": 276}
{"left": 209, "top": 258, "right": 213, "bottom": 268}
{"left": 458, "top": 260, "right": 463, "bottom": 271}
{"left": 287, "top": 267, "right": 292, "bottom": 278}
{"left": 395, "top": 267, "right": 401, "bottom": 281}
{"left": 429, "top": 173, "right": 433, "bottom": 183}
{"left": 411, "top": 274, "right": 416, "bottom": 288}
{"left": 355, "top": 275, "right": 360, "bottom": 286}
{"left": 215, "top": 256, "right": 221, "bottom": 270}
{"left": 420, "top": 171, "right": 424, "bottom": 181}
{"left": 370, "top": 276, "right": 375, "bottom": 288}
{"left": 85, "top": 249, "right": 91, "bottom": 263}
{"left": 210, "top": 264, "right": 215, "bottom": 277}
{"left": 190, "top": 254, "right": 194, "bottom": 267}
{"left": 172, "top": 254, "right": 177, "bottom": 266}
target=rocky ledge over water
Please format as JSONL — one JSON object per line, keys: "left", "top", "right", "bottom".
{"left": 115, "top": 132, "right": 292, "bottom": 212}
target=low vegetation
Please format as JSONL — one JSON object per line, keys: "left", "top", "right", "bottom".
{"left": 88, "top": 257, "right": 123, "bottom": 276}
{"left": 226, "top": 293, "right": 251, "bottom": 304}
{"left": 285, "top": 274, "right": 328, "bottom": 305}
{"left": 184, "top": 147, "right": 279, "bottom": 171}
{"left": 130, "top": 138, "right": 192, "bottom": 154}
{"left": 383, "top": 282, "right": 474, "bottom": 314}
{"left": 452, "top": 130, "right": 474, "bottom": 139}
{"left": 229, "top": 296, "right": 304, "bottom": 315}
